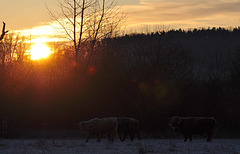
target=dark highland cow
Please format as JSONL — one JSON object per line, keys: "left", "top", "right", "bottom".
{"left": 79, "top": 117, "right": 118, "bottom": 142}
{"left": 168, "top": 116, "right": 216, "bottom": 142}
{"left": 117, "top": 117, "right": 140, "bottom": 141}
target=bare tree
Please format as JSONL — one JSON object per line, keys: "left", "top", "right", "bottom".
{"left": 0, "top": 22, "right": 8, "bottom": 41}
{"left": 47, "top": 0, "right": 125, "bottom": 64}
{"left": 0, "top": 22, "right": 9, "bottom": 65}
{"left": 0, "top": 33, "right": 31, "bottom": 65}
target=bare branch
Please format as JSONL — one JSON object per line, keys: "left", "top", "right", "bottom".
{"left": 77, "top": 0, "right": 85, "bottom": 54}
{"left": 0, "top": 22, "right": 9, "bottom": 41}
{"left": 46, "top": 5, "right": 74, "bottom": 41}
{"left": 47, "top": 0, "right": 125, "bottom": 62}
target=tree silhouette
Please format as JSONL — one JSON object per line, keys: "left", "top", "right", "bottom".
{"left": 231, "top": 45, "right": 240, "bottom": 87}
{"left": 47, "top": 0, "right": 125, "bottom": 64}
{"left": 0, "top": 22, "right": 8, "bottom": 41}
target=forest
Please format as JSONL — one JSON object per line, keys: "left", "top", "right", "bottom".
{"left": 1, "top": 27, "right": 240, "bottom": 138}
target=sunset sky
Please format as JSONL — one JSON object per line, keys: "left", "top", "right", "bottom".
{"left": 1, "top": 0, "right": 240, "bottom": 36}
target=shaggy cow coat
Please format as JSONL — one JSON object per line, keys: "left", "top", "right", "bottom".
{"left": 168, "top": 116, "right": 216, "bottom": 142}
{"left": 117, "top": 117, "right": 140, "bottom": 141}
{"left": 79, "top": 117, "right": 118, "bottom": 142}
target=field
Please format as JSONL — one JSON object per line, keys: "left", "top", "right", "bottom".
{"left": 0, "top": 138, "right": 240, "bottom": 154}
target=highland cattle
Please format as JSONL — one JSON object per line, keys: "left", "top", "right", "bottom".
{"left": 79, "top": 117, "right": 118, "bottom": 142}
{"left": 168, "top": 116, "right": 216, "bottom": 142}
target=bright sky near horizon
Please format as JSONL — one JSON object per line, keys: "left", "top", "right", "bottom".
{"left": 1, "top": 0, "right": 240, "bottom": 35}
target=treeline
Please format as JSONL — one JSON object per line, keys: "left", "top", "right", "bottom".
{"left": 1, "top": 27, "right": 240, "bottom": 137}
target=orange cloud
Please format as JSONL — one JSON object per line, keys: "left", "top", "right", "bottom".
{"left": 6, "top": 0, "right": 240, "bottom": 38}
{"left": 123, "top": 0, "right": 240, "bottom": 29}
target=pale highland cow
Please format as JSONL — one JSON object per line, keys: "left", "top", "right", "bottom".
{"left": 79, "top": 117, "right": 118, "bottom": 142}
{"left": 117, "top": 117, "right": 140, "bottom": 141}
{"left": 168, "top": 116, "right": 216, "bottom": 142}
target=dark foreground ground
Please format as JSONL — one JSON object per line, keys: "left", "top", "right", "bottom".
{"left": 0, "top": 138, "right": 239, "bottom": 154}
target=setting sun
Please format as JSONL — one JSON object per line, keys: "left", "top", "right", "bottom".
{"left": 30, "top": 43, "right": 53, "bottom": 60}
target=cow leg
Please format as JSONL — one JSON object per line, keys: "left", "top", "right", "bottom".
{"left": 85, "top": 134, "right": 90, "bottom": 142}
{"left": 207, "top": 137, "right": 212, "bottom": 142}
{"left": 189, "top": 135, "right": 192, "bottom": 141}
{"left": 108, "top": 133, "right": 111, "bottom": 141}
{"left": 184, "top": 135, "right": 188, "bottom": 142}
{"left": 207, "top": 134, "right": 212, "bottom": 142}
{"left": 117, "top": 132, "right": 121, "bottom": 141}
{"left": 108, "top": 132, "right": 113, "bottom": 142}
{"left": 207, "top": 131, "right": 213, "bottom": 142}
{"left": 130, "top": 133, "right": 134, "bottom": 141}
{"left": 111, "top": 133, "right": 115, "bottom": 142}
{"left": 120, "top": 134, "right": 124, "bottom": 141}
{"left": 137, "top": 131, "right": 141, "bottom": 140}
{"left": 97, "top": 134, "right": 102, "bottom": 142}
{"left": 122, "top": 133, "right": 127, "bottom": 141}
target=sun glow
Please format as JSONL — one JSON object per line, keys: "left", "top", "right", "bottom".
{"left": 30, "top": 43, "right": 53, "bottom": 60}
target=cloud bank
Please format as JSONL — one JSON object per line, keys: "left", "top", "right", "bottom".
{"left": 123, "top": 0, "right": 240, "bottom": 29}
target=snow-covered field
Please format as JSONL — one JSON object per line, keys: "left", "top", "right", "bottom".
{"left": 0, "top": 138, "right": 240, "bottom": 154}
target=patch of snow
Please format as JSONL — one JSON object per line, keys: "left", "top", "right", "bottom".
{"left": 0, "top": 139, "right": 239, "bottom": 153}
